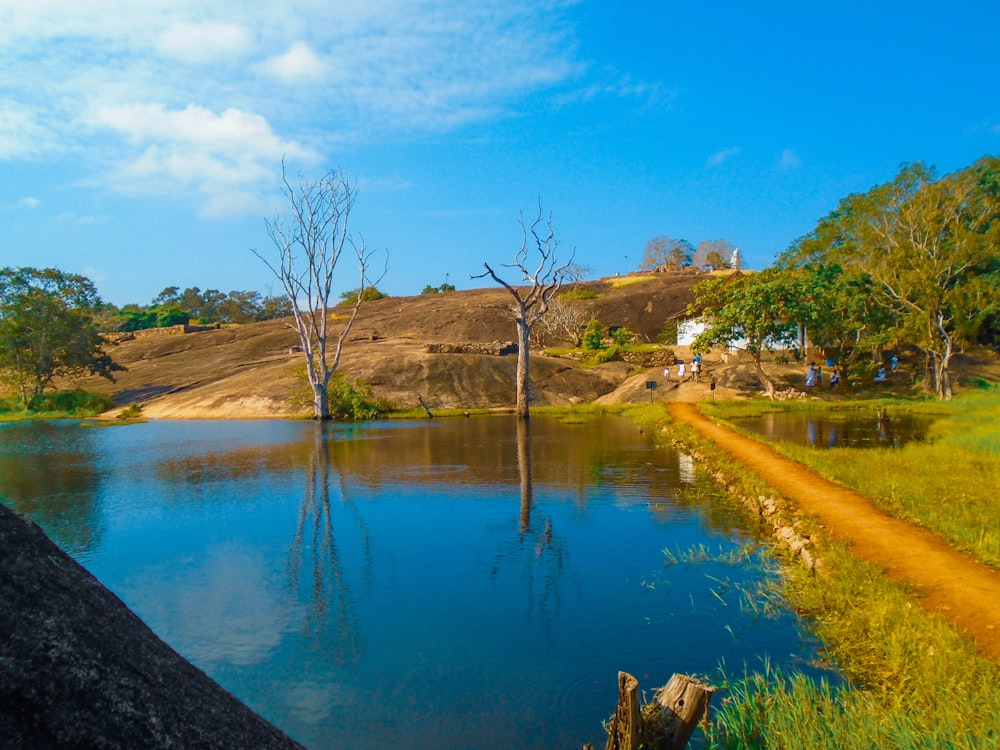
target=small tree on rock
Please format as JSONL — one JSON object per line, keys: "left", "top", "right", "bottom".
{"left": 475, "top": 202, "right": 573, "bottom": 418}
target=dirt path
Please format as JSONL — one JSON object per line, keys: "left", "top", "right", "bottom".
{"left": 668, "top": 401, "right": 1000, "bottom": 661}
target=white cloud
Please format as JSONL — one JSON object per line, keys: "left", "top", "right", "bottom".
{"left": 707, "top": 147, "right": 740, "bottom": 167}
{"left": 0, "top": 1, "right": 582, "bottom": 212}
{"left": 157, "top": 22, "right": 253, "bottom": 64}
{"left": 17, "top": 196, "right": 41, "bottom": 209}
{"left": 89, "top": 103, "right": 318, "bottom": 215}
{"left": 259, "top": 42, "right": 327, "bottom": 84}
{"left": 777, "top": 148, "right": 802, "bottom": 171}
{"left": 0, "top": 103, "right": 56, "bottom": 159}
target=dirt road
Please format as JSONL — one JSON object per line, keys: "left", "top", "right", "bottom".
{"left": 668, "top": 401, "right": 1000, "bottom": 661}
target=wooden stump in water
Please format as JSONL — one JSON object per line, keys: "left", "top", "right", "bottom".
{"left": 600, "top": 671, "right": 714, "bottom": 750}
{"left": 603, "top": 671, "right": 641, "bottom": 750}
{"left": 651, "top": 673, "right": 716, "bottom": 749}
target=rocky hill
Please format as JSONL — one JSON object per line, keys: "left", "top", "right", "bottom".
{"left": 74, "top": 269, "right": 1000, "bottom": 418}
{"left": 78, "top": 271, "right": 708, "bottom": 418}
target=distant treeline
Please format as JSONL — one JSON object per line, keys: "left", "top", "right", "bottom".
{"left": 100, "top": 286, "right": 293, "bottom": 332}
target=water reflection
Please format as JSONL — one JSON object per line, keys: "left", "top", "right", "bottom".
{"left": 287, "top": 423, "right": 363, "bottom": 665}
{"left": 734, "top": 412, "right": 937, "bottom": 449}
{"left": 0, "top": 421, "right": 103, "bottom": 553}
{"left": 490, "top": 419, "right": 568, "bottom": 627}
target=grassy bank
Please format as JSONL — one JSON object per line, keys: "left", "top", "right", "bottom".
{"left": 0, "top": 389, "right": 114, "bottom": 421}
{"left": 656, "top": 398, "right": 1000, "bottom": 749}
{"left": 699, "top": 390, "right": 1000, "bottom": 567}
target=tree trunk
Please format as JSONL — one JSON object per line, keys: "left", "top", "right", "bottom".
{"left": 652, "top": 674, "right": 716, "bottom": 749}
{"left": 515, "top": 319, "right": 531, "bottom": 419}
{"left": 752, "top": 353, "right": 776, "bottom": 399}
{"left": 602, "top": 672, "right": 714, "bottom": 750}
{"left": 604, "top": 672, "right": 641, "bottom": 750}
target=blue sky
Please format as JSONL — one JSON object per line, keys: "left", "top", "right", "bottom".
{"left": 2, "top": 0, "right": 998, "bottom": 307}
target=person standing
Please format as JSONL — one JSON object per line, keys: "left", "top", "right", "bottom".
{"left": 691, "top": 358, "right": 700, "bottom": 382}
{"left": 805, "top": 363, "right": 817, "bottom": 388}
{"left": 677, "top": 361, "right": 686, "bottom": 381}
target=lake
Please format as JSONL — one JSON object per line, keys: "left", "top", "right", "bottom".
{"left": 0, "top": 414, "right": 828, "bottom": 748}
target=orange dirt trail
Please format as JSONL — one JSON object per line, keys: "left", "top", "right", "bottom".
{"left": 668, "top": 401, "right": 1000, "bottom": 661}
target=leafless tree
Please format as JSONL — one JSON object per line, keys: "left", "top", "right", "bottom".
{"left": 694, "top": 239, "right": 735, "bottom": 269}
{"left": 532, "top": 296, "right": 589, "bottom": 346}
{"left": 640, "top": 236, "right": 694, "bottom": 271}
{"left": 474, "top": 201, "right": 573, "bottom": 418}
{"left": 253, "top": 163, "right": 386, "bottom": 420}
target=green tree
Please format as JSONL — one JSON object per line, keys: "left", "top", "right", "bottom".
{"left": 689, "top": 269, "right": 806, "bottom": 398}
{"left": 797, "top": 159, "right": 1000, "bottom": 398}
{"left": 0, "top": 267, "right": 122, "bottom": 407}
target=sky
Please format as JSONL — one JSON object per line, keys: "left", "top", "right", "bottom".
{"left": 2, "top": 0, "right": 999, "bottom": 307}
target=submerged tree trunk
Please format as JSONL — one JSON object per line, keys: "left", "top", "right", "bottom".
{"left": 515, "top": 318, "right": 531, "bottom": 419}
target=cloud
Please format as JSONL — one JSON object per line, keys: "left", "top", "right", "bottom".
{"left": 0, "top": 103, "right": 57, "bottom": 159}
{"left": 259, "top": 42, "right": 327, "bottom": 84}
{"left": 777, "top": 148, "right": 802, "bottom": 171}
{"left": 89, "top": 103, "right": 319, "bottom": 215}
{"left": 0, "top": 1, "right": 582, "bottom": 212}
{"left": 157, "top": 22, "right": 252, "bottom": 64}
{"left": 17, "top": 196, "right": 41, "bottom": 209}
{"left": 707, "top": 147, "right": 740, "bottom": 168}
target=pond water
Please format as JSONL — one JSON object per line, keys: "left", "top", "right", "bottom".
{"left": 731, "top": 412, "right": 937, "bottom": 449}
{"left": 0, "top": 415, "right": 828, "bottom": 749}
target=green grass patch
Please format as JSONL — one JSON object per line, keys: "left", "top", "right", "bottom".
{"left": 700, "top": 393, "right": 1000, "bottom": 567}
{"left": 655, "top": 404, "right": 1000, "bottom": 748}
{"left": 0, "top": 389, "right": 114, "bottom": 420}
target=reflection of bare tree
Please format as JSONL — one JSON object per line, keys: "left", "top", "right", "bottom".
{"left": 287, "top": 423, "right": 366, "bottom": 665}
{"left": 492, "top": 419, "right": 567, "bottom": 626}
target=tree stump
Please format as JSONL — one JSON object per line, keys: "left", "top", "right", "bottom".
{"left": 601, "top": 671, "right": 715, "bottom": 750}
{"left": 604, "top": 671, "right": 641, "bottom": 750}
{"left": 651, "top": 673, "right": 716, "bottom": 749}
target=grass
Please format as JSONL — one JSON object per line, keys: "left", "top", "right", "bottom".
{"left": 700, "top": 391, "right": 1000, "bottom": 567}
{"left": 0, "top": 389, "right": 114, "bottom": 420}
{"left": 656, "top": 396, "right": 1000, "bottom": 748}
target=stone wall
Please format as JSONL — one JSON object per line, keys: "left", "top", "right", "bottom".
{"left": 426, "top": 341, "right": 517, "bottom": 356}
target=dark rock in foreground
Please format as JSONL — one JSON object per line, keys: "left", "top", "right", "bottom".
{"left": 0, "top": 503, "right": 305, "bottom": 749}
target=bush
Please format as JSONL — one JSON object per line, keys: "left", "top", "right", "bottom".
{"left": 582, "top": 319, "right": 605, "bottom": 350}
{"left": 327, "top": 374, "right": 385, "bottom": 421}
{"left": 611, "top": 326, "right": 636, "bottom": 346}
{"left": 339, "top": 286, "right": 389, "bottom": 305}
{"left": 30, "top": 390, "right": 114, "bottom": 416}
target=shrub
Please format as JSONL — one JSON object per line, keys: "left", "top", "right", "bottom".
{"left": 611, "top": 326, "right": 636, "bottom": 346}
{"left": 30, "top": 390, "right": 114, "bottom": 416}
{"left": 339, "top": 286, "right": 389, "bottom": 305}
{"left": 327, "top": 374, "right": 385, "bottom": 421}
{"left": 582, "top": 319, "right": 605, "bottom": 350}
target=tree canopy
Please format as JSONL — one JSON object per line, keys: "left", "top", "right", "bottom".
{"left": 783, "top": 157, "right": 1000, "bottom": 398}
{"left": 640, "top": 236, "right": 694, "bottom": 271}
{"left": 0, "top": 267, "right": 122, "bottom": 407}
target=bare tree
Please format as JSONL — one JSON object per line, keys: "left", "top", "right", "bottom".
{"left": 532, "top": 296, "right": 589, "bottom": 346}
{"left": 640, "top": 236, "right": 694, "bottom": 271}
{"left": 474, "top": 201, "right": 573, "bottom": 419}
{"left": 694, "top": 239, "right": 735, "bottom": 269}
{"left": 253, "top": 163, "right": 386, "bottom": 420}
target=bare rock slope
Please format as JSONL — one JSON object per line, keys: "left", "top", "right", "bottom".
{"left": 83, "top": 272, "right": 705, "bottom": 418}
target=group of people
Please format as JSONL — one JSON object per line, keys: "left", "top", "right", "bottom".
{"left": 806, "top": 362, "right": 840, "bottom": 390}
{"left": 664, "top": 353, "right": 702, "bottom": 383}
{"left": 807, "top": 353, "right": 900, "bottom": 390}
